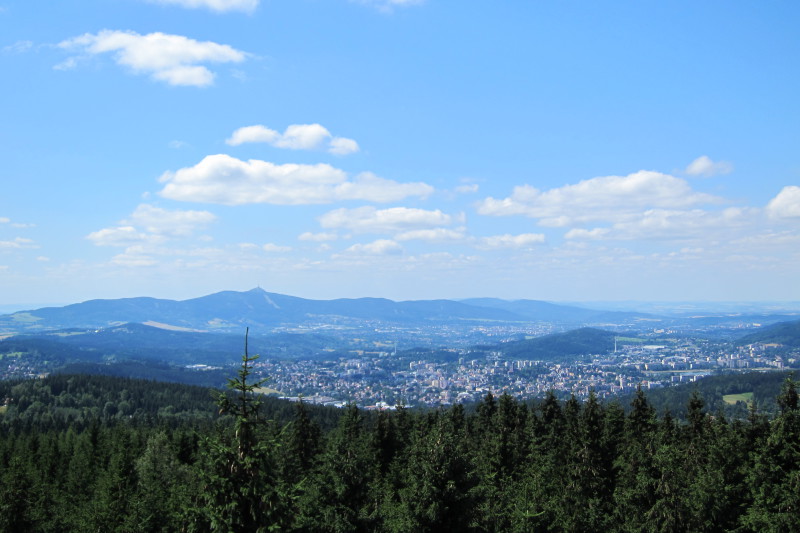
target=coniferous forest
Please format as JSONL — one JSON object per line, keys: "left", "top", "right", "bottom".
{"left": 1, "top": 355, "right": 799, "bottom": 532}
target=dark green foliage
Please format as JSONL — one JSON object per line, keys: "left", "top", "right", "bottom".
{"left": 737, "top": 319, "right": 800, "bottom": 347}
{"left": 3, "top": 370, "right": 800, "bottom": 531}
{"left": 498, "top": 327, "right": 616, "bottom": 361}
{"left": 194, "top": 330, "right": 291, "bottom": 532}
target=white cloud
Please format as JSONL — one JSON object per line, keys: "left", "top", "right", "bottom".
{"left": 226, "top": 124, "right": 360, "bottom": 155}
{"left": 263, "top": 243, "right": 292, "bottom": 252}
{"left": 319, "top": 206, "right": 452, "bottom": 233}
{"left": 58, "top": 30, "right": 246, "bottom": 87}
{"left": 3, "top": 40, "right": 33, "bottom": 54}
{"left": 478, "top": 233, "right": 545, "bottom": 249}
{"left": 0, "top": 217, "right": 9, "bottom": 224}
{"left": 299, "top": 232, "right": 338, "bottom": 242}
{"left": 766, "top": 186, "right": 800, "bottom": 219}
{"left": 564, "top": 228, "right": 611, "bottom": 240}
{"left": 395, "top": 228, "right": 466, "bottom": 242}
{"left": 563, "top": 206, "right": 757, "bottom": 242}
{"left": 455, "top": 184, "right": 479, "bottom": 194}
{"left": 125, "top": 204, "right": 217, "bottom": 236}
{"left": 329, "top": 137, "right": 360, "bottom": 156}
{"left": 0, "top": 237, "right": 37, "bottom": 250}
{"left": 110, "top": 246, "right": 158, "bottom": 267}
{"left": 86, "top": 226, "right": 153, "bottom": 247}
{"left": 146, "top": 0, "right": 259, "bottom": 13}
{"left": 159, "top": 154, "right": 432, "bottom": 205}
{"left": 343, "top": 239, "right": 403, "bottom": 256}
{"left": 477, "top": 170, "right": 721, "bottom": 227}
{"left": 354, "top": 0, "right": 425, "bottom": 12}
{"left": 685, "top": 155, "right": 733, "bottom": 177}
{"left": 88, "top": 205, "right": 216, "bottom": 247}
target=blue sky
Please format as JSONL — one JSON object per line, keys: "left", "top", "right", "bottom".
{"left": 1, "top": 0, "right": 799, "bottom": 306}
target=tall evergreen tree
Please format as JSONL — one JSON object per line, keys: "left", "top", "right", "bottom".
{"left": 193, "top": 329, "right": 289, "bottom": 532}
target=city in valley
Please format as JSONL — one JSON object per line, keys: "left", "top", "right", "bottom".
{"left": 1, "top": 289, "right": 798, "bottom": 409}
{"left": 252, "top": 326, "right": 794, "bottom": 409}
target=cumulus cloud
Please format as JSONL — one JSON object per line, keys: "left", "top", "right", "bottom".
{"left": 124, "top": 204, "right": 217, "bottom": 236}
{"left": 298, "top": 232, "right": 338, "bottom": 242}
{"left": 477, "top": 170, "right": 721, "bottom": 227}
{"left": 395, "top": 228, "right": 466, "bottom": 242}
{"left": 564, "top": 228, "right": 611, "bottom": 240}
{"left": 319, "top": 206, "right": 453, "bottom": 234}
{"left": 343, "top": 239, "right": 403, "bottom": 255}
{"left": 87, "top": 205, "right": 216, "bottom": 246}
{"left": 477, "top": 233, "right": 545, "bottom": 249}
{"left": 158, "top": 154, "right": 432, "bottom": 205}
{"left": 146, "top": 0, "right": 259, "bottom": 13}
{"left": 226, "top": 124, "right": 360, "bottom": 155}
{"left": 766, "top": 186, "right": 800, "bottom": 219}
{"left": 0, "top": 217, "right": 9, "bottom": 224}
{"left": 86, "top": 226, "right": 153, "bottom": 247}
{"left": 563, "top": 207, "right": 756, "bottom": 242}
{"left": 685, "top": 155, "right": 733, "bottom": 177}
{"left": 58, "top": 30, "right": 247, "bottom": 87}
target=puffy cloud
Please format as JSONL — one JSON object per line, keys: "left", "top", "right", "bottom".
{"left": 319, "top": 206, "right": 452, "bottom": 234}
{"left": 766, "top": 186, "right": 800, "bottom": 219}
{"left": 395, "top": 228, "right": 466, "bottom": 242}
{"left": 564, "top": 207, "right": 756, "bottom": 242}
{"left": 146, "top": 0, "right": 259, "bottom": 13}
{"left": 298, "top": 232, "right": 338, "bottom": 242}
{"left": 477, "top": 233, "right": 545, "bottom": 249}
{"left": 86, "top": 226, "right": 153, "bottom": 247}
{"left": 477, "top": 170, "right": 720, "bottom": 227}
{"left": 125, "top": 204, "right": 217, "bottom": 236}
{"left": 58, "top": 30, "right": 246, "bottom": 87}
{"left": 343, "top": 239, "right": 403, "bottom": 255}
{"left": 685, "top": 155, "right": 733, "bottom": 177}
{"left": 88, "top": 205, "right": 216, "bottom": 246}
{"left": 328, "top": 137, "right": 360, "bottom": 156}
{"left": 564, "top": 228, "right": 611, "bottom": 240}
{"left": 159, "top": 154, "right": 432, "bottom": 205}
{"left": 226, "top": 124, "right": 360, "bottom": 155}
{"left": 0, "top": 217, "right": 9, "bottom": 224}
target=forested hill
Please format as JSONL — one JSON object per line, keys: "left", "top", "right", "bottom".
{"left": 0, "top": 373, "right": 343, "bottom": 432}
{"left": 495, "top": 327, "right": 616, "bottom": 361}
{"left": 619, "top": 370, "right": 795, "bottom": 419}
{"left": 737, "top": 318, "right": 800, "bottom": 347}
{"left": 1, "top": 370, "right": 799, "bottom": 531}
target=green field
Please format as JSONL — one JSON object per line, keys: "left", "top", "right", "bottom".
{"left": 616, "top": 336, "right": 645, "bottom": 343}
{"left": 723, "top": 392, "right": 753, "bottom": 406}
{"left": 255, "top": 386, "right": 282, "bottom": 395}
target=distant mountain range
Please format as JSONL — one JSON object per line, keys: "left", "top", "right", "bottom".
{"left": 0, "top": 288, "right": 661, "bottom": 333}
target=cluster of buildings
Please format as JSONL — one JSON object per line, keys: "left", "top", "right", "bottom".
{"left": 251, "top": 336, "right": 796, "bottom": 408}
